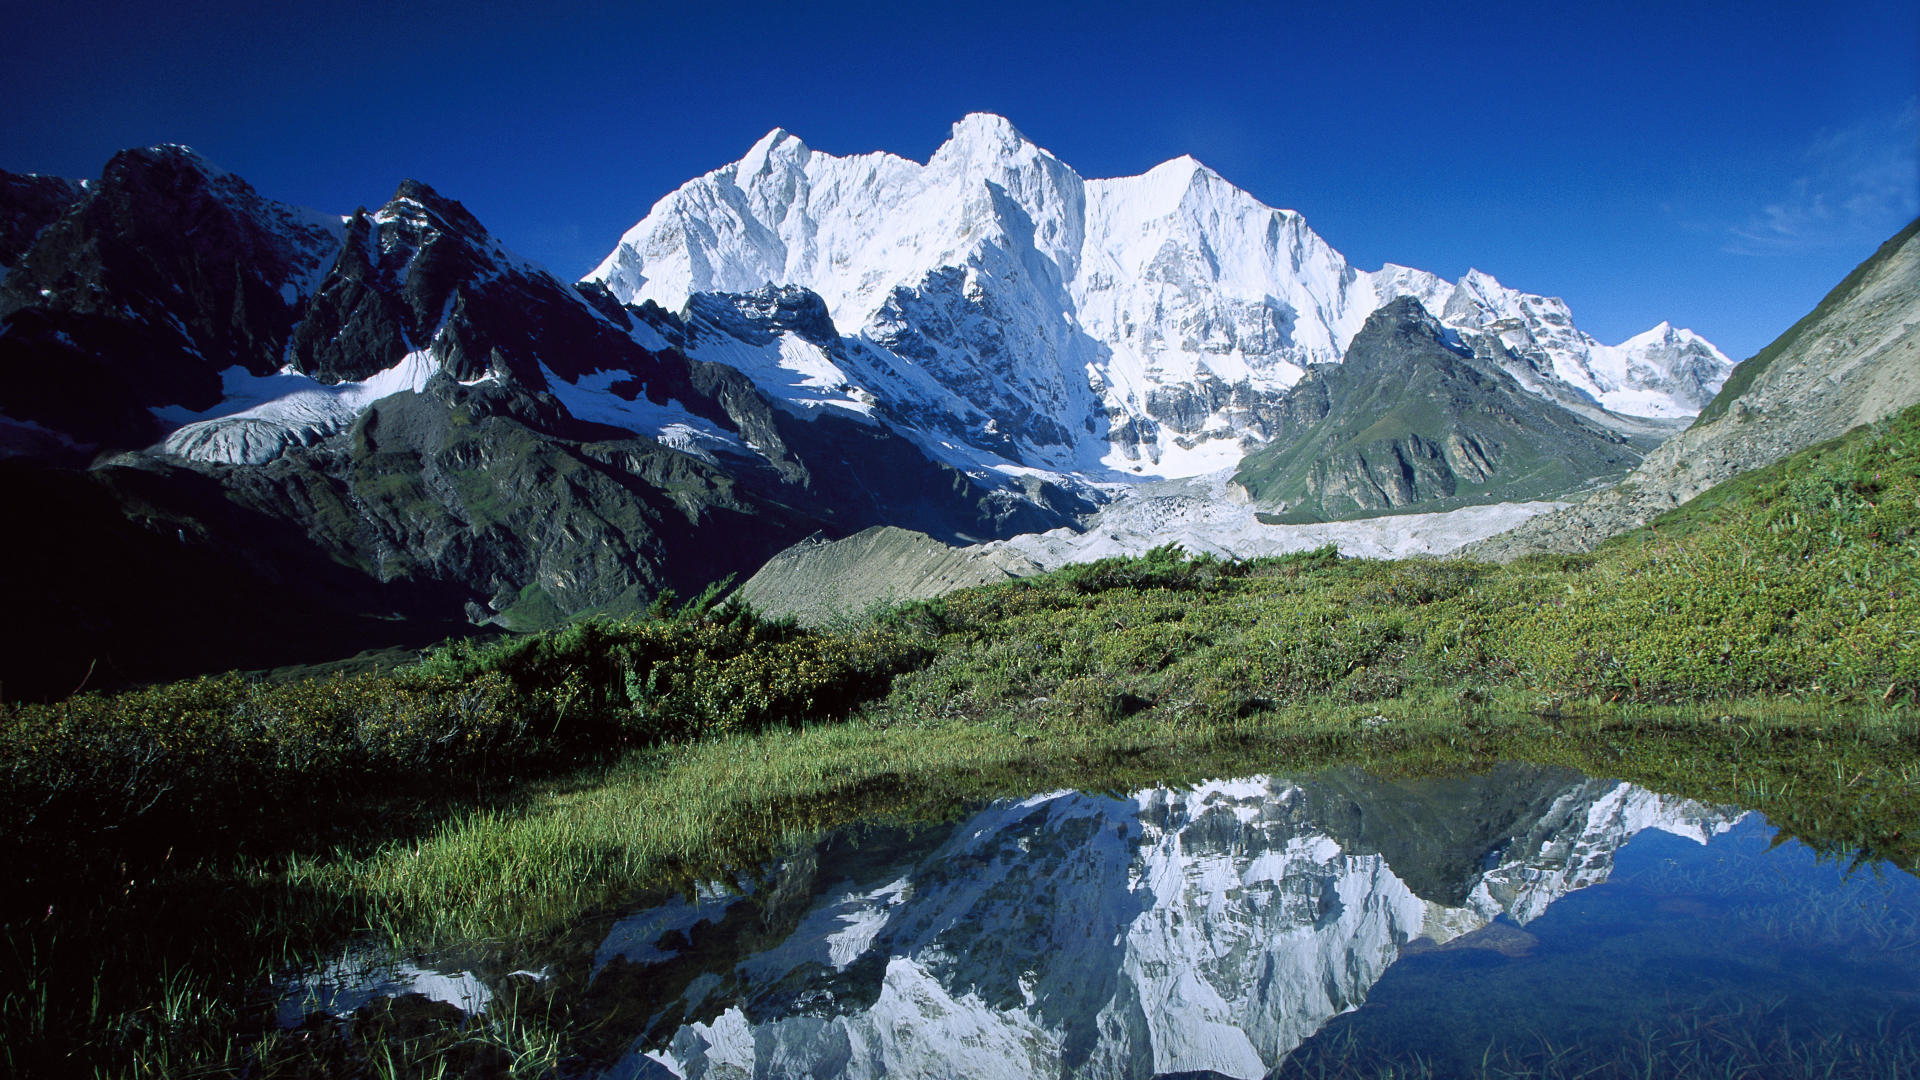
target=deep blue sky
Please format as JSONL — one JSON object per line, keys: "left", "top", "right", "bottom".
{"left": 5, "top": 1, "right": 1914, "bottom": 361}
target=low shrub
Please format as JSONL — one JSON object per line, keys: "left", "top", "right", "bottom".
{"left": 0, "top": 594, "right": 928, "bottom": 916}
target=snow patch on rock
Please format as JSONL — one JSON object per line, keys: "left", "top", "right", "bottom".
{"left": 156, "top": 352, "right": 440, "bottom": 465}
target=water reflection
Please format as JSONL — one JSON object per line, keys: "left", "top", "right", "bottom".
{"left": 281, "top": 764, "right": 1920, "bottom": 1078}
{"left": 593, "top": 765, "right": 1748, "bottom": 1078}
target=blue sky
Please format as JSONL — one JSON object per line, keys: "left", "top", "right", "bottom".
{"left": 4, "top": 1, "right": 1914, "bottom": 361}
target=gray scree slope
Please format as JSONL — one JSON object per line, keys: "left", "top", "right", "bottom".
{"left": 1466, "top": 219, "right": 1920, "bottom": 562}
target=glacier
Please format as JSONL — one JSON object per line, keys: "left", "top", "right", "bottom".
{"left": 589, "top": 114, "right": 1733, "bottom": 480}
{"left": 155, "top": 352, "right": 442, "bottom": 465}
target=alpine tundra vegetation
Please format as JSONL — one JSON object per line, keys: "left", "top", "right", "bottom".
{"left": 3, "top": 394, "right": 1919, "bottom": 1074}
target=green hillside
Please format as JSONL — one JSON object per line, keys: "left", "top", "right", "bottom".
{"left": 1231, "top": 298, "right": 1639, "bottom": 521}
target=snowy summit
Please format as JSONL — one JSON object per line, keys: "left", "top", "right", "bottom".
{"left": 588, "top": 114, "right": 1733, "bottom": 479}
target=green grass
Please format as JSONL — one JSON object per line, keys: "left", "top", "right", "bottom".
{"left": 493, "top": 581, "right": 569, "bottom": 631}
{"left": 7, "top": 695, "right": 1916, "bottom": 1076}
{"left": 299, "top": 694, "right": 1920, "bottom": 946}
{"left": 878, "top": 400, "right": 1918, "bottom": 717}
{"left": 4, "top": 404, "right": 1920, "bottom": 1075}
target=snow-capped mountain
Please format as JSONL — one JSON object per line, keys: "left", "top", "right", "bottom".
{"left": 0, "top": 146, "right": 1095, "bottom": 694}
{"left": 1380, "top": 266, "right": 1732, "bottom": 418}
{"left": 0, "top": 131, "right": 1737, "bottom": 689}
{"left": 600, "top": 770, "right": 1740, "bottom": 1079}
{"left": 590, "top": 114, "right": 1732, "bottom": 479}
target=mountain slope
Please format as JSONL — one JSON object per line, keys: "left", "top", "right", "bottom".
{"left": 1230, "top": 298, "right": 1640, "bottom": 521}
{"left": 1467, "top": 216, "right": 1920, "bottom": 560}
{"left": 0, "top": 170, "right": 82, "bottom": 274}
{"left": 735, "top": 525, "right": 1043, "bottom": 625}
{"left": 589, "top": 114, "right": 1730, "bottom": 478}
{"left": 0, "top": 149, "right": 1085, "bottom": 696}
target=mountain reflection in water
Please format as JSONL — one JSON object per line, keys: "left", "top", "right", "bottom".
{"left": 592, "top": 765, "right": 1751, "bottom": 1078}
{"left": 283, "top": 764, "right": 1920, "bottom": 1077}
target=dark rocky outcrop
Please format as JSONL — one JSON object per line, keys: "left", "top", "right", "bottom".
{"left": 0, "top": 170, "right": 83, "bottom": 271}
{"left": 684, "top": 284, "right": 840, "bottom": 347}
{"left": 0, "top": 148, "right": 1088, "bottom": 695}
{"left": 0, "top": 453, "right": 473, "bottom": 700}
{"left": 0, "top": 146, "right": 340, "bottom": 446}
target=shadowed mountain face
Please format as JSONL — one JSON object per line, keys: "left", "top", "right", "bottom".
{"left": 0, "top": 149, "right": 1088, "bottom": 698}
{"left": 1229, "top": 298, "right": 1642, "bottom": 521}
{"left": 0, "top": 148, "right": 341, "bottom": 447}
{"left": 0, "top": 171, "right": 83, "bottom": 271}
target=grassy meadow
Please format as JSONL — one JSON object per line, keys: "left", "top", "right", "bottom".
{"left": 3, "top": 403, "right": 1918, "bottom": 1076}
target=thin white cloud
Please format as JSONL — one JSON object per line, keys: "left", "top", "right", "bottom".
{"left": 1725, "top": 99, "right": 1918, "bottom": 255}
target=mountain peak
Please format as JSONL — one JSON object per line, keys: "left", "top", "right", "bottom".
{"left": 377, "top": 179, "right": 490, "bottom": 242}
{"left": 1351, "top": 295, "right": 1453, "bottom": 353}
{"left": 105, "top": 144, "right": 233, "bottom": 185}
{"left": 1624, "top": 320, "right": 1678, "bottom": 346}
{"left": 951, "top": 111, "right": 1028, "bottom": 141}
{"left": 1129, "top": 154, "right": 1228, "bottom": 209}
{"left": 738, "top": 127, "right": 810, "bottom": 179}
{"left": 933, "top": 113, "right": 1040, "bottom": 166}
{"left": 1618, "top": 319, "right": 1725, "bottom": 358}
{"left": 1459, "top": 267, "right": 1505, "bottom": 293}
{"left": 1143, "top": 153, "right": 1216, "bottom": 181}
{"left": 135, "top": 143, "right": 211, "bottom": 164}
{"left": 586, "top": 115, "right": 1732, "bottom": 471}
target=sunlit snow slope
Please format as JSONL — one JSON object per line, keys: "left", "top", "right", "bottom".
{"left": 589, "top": 114, "right": 1731, "bottom": 479}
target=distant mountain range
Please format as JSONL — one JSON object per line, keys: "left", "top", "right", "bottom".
{"left": 1468, "top": 216, "right": 1920, "bottom": 560}
{"left": 0, "top": 119, "right": 1751, "bottom": 693}
{"left": 740, "top": 215, "right": 1919, "bottom": 625}
{"left": 592, "top": 114, "right": 1728, "bottom": 479}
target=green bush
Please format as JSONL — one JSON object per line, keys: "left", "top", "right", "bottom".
{"left": 0, "top": 591, "right": 930, "bottom": 916}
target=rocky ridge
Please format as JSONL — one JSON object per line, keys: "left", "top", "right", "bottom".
{"left": 1467, "top": 217, "right": 1920, "bottom": 561}
{"left": 0, "top": 147, "right": 342, "bottom": 448}
{"left": 1228, "top": 298, "right": 1643, "bottom": 520}
{"left": 0, "top": 147, "right": 1087, "bottom": 696}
